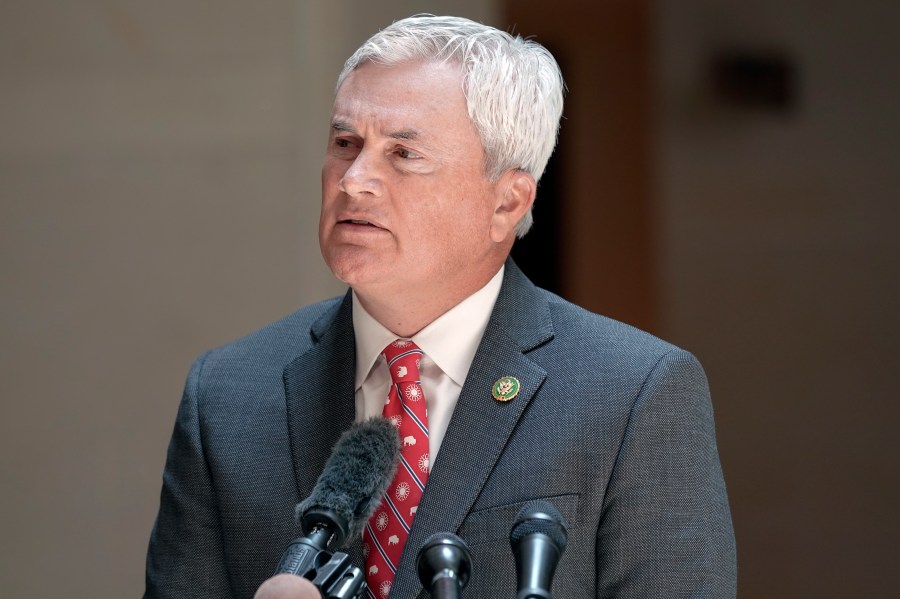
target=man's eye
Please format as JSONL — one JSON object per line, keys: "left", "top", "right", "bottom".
{"left": 332, "top": 138, "right": 359, "bottom": 157}
{"left": 395, "top": 147, "right": 420, "bottom": 159}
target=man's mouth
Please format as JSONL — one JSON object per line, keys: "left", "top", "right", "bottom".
{"left": 338, "top": 218, "right": 384, "bottom": 229}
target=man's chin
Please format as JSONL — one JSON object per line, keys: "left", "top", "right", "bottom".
{"left": 323, "top": 254, "right": 385, "bottom": 289}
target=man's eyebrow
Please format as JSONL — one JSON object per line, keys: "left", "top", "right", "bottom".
{"left": 331, "top": 120, "right": 356, "bottom": 134}
{"left": 388, "top": 129, "right": 420, "bottom": 141}
{"left": 330, "top": 121, "right": 422, "bottom": 142}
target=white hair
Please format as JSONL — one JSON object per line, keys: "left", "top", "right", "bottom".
{"left": 336, "top": 15, "right": 565, "bottom": 238}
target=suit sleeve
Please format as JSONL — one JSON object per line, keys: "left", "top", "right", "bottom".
{"left": 595, "top": 349, "right": 737, "bottom": 598}
{"left": 144, "top": 352, "right": 234, "bottom": 599}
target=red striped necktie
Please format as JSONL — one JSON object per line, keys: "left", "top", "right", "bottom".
{"left": 363, "top": 339, "right": 430, "bottom": 599}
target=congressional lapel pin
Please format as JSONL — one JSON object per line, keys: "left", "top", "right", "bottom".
{"left": 491, "top": 376, "right": 521, "bottom": 402}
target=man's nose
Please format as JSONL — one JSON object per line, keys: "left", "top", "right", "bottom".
{"left": 339, "top": 150, "right": 383, "bottom": 198}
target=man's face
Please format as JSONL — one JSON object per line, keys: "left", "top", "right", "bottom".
{"left": 319, "top": 60, "right": 504, "bottom": 304}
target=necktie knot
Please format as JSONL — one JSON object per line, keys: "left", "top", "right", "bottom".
{"left": 383, "top": 339, "right": 423, "bottom": 384}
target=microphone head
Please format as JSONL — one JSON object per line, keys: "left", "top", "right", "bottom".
{"left": 416, "top": 532, "right": 472, "bottom": 592}
{"left": 296, "top": 418, "right": 400, "bottom": 546}
{"left": 510, "top": 500, "right": 568, "bottom": 549}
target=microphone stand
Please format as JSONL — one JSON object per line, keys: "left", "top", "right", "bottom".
{"left": 428, "top": 571, "right": 464, "bottom": 599}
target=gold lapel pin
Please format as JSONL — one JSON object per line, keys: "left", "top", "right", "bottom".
{"left": 491, "top": 376, "right": 521, "bottom": 402}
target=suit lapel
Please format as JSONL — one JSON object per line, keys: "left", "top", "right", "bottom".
{"left": 283, "top": 292, "right": 357, "bottom": 504}
{"left": 390, "top": 261, "right": 554, "bottom": 597}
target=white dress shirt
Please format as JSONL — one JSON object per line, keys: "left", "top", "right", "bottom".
{"left": 352, "top": 266, "right": 504, "bottom": 463}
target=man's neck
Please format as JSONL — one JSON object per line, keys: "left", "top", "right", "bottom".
{"left": 354, "top": 268, "right": 504, "bottom": 338}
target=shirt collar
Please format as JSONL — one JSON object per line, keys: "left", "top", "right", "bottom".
{"left": 352, "top": 265, "right": 505, "bottom": 389}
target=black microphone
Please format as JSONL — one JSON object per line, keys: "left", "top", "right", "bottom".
{"left": 416, "top": 532, "right": 472, "bottom": 599}
{"left": 274, "top": 418, "right": 400, "bottom": 596}
{"left": 509, "top": 501, "right": 568, "bottom": 599}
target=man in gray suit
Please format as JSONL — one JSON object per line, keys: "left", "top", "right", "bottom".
{"left": 145, "top": 15, "right": 736, "bottom": 599}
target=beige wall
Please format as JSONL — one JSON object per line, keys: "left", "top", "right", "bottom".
{"left": 657, "top": 1, "right": 900, "bottom": 596}
{"left": 0, "top": 2, "right": 498, "bottom": 596}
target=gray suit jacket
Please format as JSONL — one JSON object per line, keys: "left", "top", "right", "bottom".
{"left": 145, "top": 261, "right": 736, "bottom": 598}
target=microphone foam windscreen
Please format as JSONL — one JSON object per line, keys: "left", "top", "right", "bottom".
{"left": 510, "top": 500, "right": 568, "bottom": 547}
{"left": 296, "top": 417, "right": 400, "bottom": 541}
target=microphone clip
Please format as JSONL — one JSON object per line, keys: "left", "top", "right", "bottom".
{"left": 275, "top": 541, "right": 367, "bottom": 599}
{"left": 275, "top": 509, "right": 366, "bottom": 599}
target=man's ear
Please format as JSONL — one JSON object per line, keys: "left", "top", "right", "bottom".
{"left": 490, "top": 169, "right": 536, "bottom": 243}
